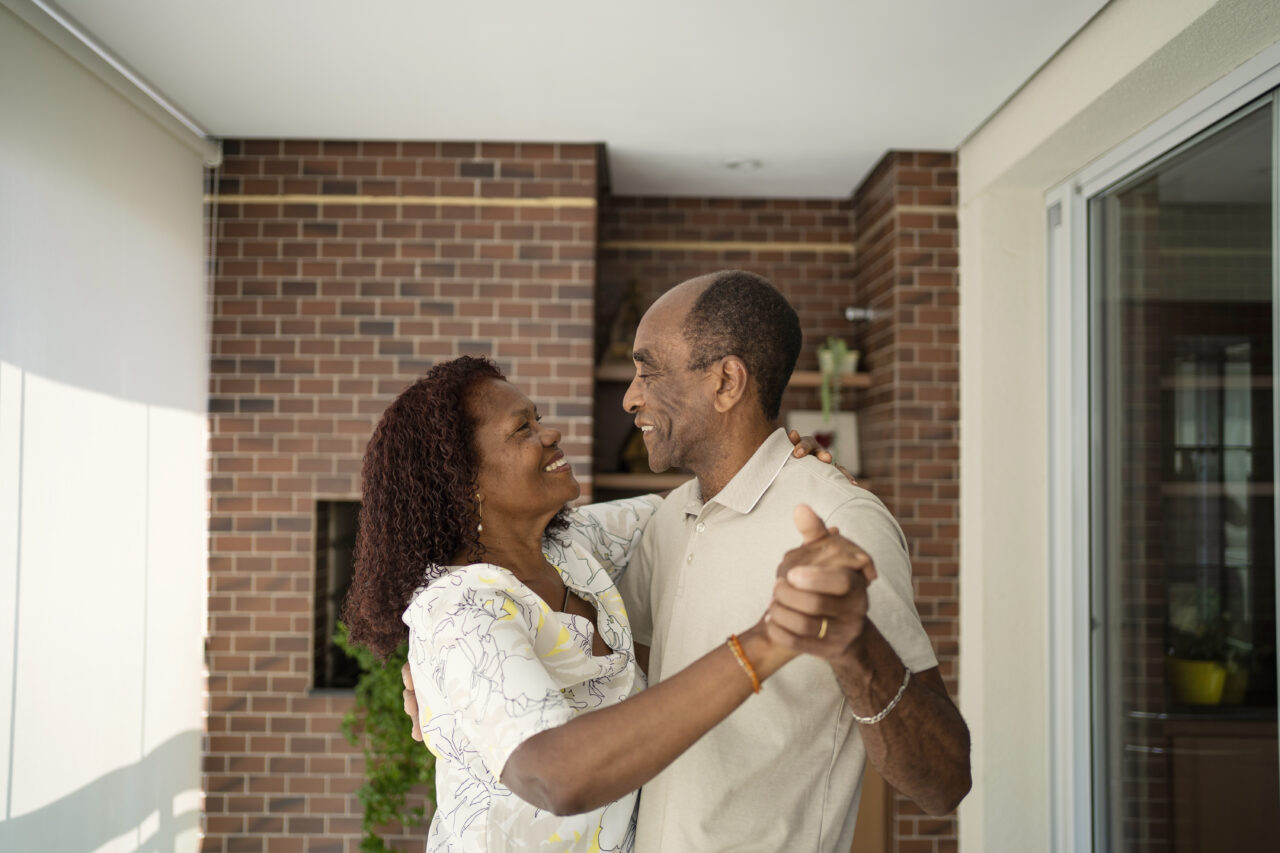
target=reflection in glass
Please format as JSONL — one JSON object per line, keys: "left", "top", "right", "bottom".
{"left": 1092, "top": 99, "right": 1277, "bottom": 851}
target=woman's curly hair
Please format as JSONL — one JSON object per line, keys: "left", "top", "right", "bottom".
{"left": 341, "top": 355, "right": 568, "bottom": 660}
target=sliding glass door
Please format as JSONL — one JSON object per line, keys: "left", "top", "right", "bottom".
{"left": 1091, "top": 95, "right": 1279, "bottom": 851}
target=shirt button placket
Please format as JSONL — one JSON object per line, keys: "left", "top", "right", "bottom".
{"left": 687, "top": 515, "right": 707, "bottom": 564}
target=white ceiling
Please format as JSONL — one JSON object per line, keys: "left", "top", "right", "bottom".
{"left": 52, "top": 0, "right": 1109, "bottom": 198}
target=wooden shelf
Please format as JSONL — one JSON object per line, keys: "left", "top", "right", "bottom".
{"left": 595, "top": 363, "right": 637, "bottom": 382}
{"left": 1161, "top": 482, "right": 1275, "bottom": 497}
{"left": 594, "top": 472, "right": 870, "bottom": 491}
{"left": 595, "top": 365, "right": 870, "bottom": 388}
{"left": 592, "top": 472, "right": 694, "bottom": 490}
{"left": 789, "top": 370, "right": 871, "bottom": 388}
{"left": 1160, "top": 376, "right": 1272, "bottom": 390}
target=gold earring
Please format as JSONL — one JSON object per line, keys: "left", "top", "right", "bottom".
{"left": 475, "top": 493, "right": 483, "bottom": 534}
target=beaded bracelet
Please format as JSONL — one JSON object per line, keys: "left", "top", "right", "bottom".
{"left": 852, "top": 666, "right": 911, "bottom": 725}
{"left": 726, "top": 634, "right": 761, "bottom": 694}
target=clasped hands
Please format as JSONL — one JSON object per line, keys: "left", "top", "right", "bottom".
{"left": 763, "top": 504, "right": 875, "bottom": 660}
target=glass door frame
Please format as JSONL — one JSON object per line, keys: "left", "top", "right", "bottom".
{"left": 1044, "top": 42, "right": 1280, "bottom": 852}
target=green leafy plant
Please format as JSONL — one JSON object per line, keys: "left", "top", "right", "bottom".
{"left": 335, "top": 622, "right": 436, "bottom": 853}
{"left": 818, "top": 337, "right": 850, "bottom": 422}
{"left": 1167, "top": 612, "right": 1251, "bottom": 665}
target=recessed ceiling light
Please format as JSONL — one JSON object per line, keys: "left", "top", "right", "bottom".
{"left": 722, "top": 159, "right": 763, "bottom": 171}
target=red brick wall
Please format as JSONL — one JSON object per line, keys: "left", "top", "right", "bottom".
{"left": 851, "top": 151, "right": 960, "bottom": 853}
{"left": 203, "top": 146, "right": 961, "bottom": 853}
{"left": 204, "top": 139, "right": 599, "bottom": 853}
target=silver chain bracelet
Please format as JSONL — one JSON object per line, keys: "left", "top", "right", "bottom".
{"left": 852, "top": 666, "right": 912, "bottom": 725}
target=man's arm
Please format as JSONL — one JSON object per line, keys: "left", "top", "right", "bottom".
{"left": 765, "top": 505, "right": 971, "bottom": 815}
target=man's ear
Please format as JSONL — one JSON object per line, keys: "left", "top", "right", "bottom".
{"left": 711, "top": 355, "right": 751, "bottom": 413}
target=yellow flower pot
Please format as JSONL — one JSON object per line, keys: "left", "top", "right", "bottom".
{"left": 1221, "top": 661, "right": 1249, "bottom": 705}
{"left": 1167, "top": 657, "right": 1226, "bottom": 705}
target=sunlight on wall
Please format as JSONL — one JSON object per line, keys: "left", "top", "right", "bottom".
{"left": 0, "top": 372, "right": 205, "bottom": 840}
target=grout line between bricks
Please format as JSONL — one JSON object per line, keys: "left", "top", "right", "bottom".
{"left": 206, "top": 194, "right": 596, "bottom": 208}
{"left": 601, "top": 239, "right": 855, "bottom": 254}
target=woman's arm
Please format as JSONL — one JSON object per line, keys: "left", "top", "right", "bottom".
{"left": 562, "top": 495, "right": 663, "bottom": 585}
{"left": 500, "top": 623, "right": 792, "bottom": 816}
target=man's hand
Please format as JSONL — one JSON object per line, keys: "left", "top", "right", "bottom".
{"left": 765, "top": 504, "right": 876, "bottom": 658}
{"left": 768, "top": 504, "right": 973, "bottom": 815}
{"left": 786, "top": 429, "right": 859, "bottom": 486}
{"left": 402, "top": 662, "right": 423, "bottom": 742}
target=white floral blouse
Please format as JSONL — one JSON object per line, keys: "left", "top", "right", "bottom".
{"left": 402, "top": 495, "right": 661, "bottom": 852}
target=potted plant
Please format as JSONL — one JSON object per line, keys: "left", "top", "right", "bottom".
{"left": 1165, "top": 613, "right": 1252, "bottom": 705}
{"left": 817, "top": 337, "right": 860, "bottom": 423}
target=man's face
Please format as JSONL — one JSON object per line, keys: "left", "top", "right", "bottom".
{"left": 621, "top": 294, "right": 716, "bottom": 474}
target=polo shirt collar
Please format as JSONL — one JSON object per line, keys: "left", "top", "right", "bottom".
{"left": 682, "top": 428, "right": 794, "bottom": 518}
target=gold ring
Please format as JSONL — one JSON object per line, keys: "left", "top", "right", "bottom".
{"left": 818, "top": 618, "right": 829, "bottom": 640}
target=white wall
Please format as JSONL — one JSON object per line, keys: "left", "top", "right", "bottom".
{"left": 0, "top": 5, "right": 210, "bottom": 850}
{"left": 957, "top": 0, "right": 1280, "bottom": 849}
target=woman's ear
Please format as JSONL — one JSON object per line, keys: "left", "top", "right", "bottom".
{"left": 711, "top": 355, "right": 750, "bottom": 413}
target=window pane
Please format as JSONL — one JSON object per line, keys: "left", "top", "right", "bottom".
{"left": 314, "top": 499, "right": 361, "bottom": 689}
{"left": 1092, "top": 99, "right": 1278, "bottom": 851}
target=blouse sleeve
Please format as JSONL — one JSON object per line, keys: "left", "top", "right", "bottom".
{"left": 560, "top": 494, "right": 662, "bottom": 584}
{"left": 405, "top": 575, "right": 576, "bottom": 779}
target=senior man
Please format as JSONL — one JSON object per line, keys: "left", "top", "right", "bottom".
{"left": 615, "top": 270, "right": 969, "bottom": 852}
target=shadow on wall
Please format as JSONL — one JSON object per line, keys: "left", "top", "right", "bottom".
{"left": 0, "top": 729, "right": 201, "bottom": 851}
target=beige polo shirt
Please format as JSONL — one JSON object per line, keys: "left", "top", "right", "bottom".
{"left": 618, "top": 428, "right": 937, "bottom": 853}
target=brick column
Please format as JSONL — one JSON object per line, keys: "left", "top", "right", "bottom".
{"left": 852, "top": 151, "right": 961, "bottom": 853}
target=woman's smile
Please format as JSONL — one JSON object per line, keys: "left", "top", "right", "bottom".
{"left": 543, "top": 451, "right": 571, "bottom": 474}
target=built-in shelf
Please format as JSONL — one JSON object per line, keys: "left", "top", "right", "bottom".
{"left": 593, "top": 472, "right": 694, "bottom": 490}
{"left": 594, "top": 364, "right": 871, "bottom": 388}
{"left": 594, "top": 363, "right": 636, "bottom": 382}
{"left": 1160, "top": 375, "right": 1272, "bottom": 390}
{"left": 593, "top": 472, "right": 871, "bottom": 491}
{"left": 789, "top": 370, "right": 871, "bottom": 388}
{"left": 1161, "top": 482, "right": 1275, "bottom": 497}
{"left": 595, "top": 363, "right": 634, "bottom": 382}
{"left": 1157, "top": 246, "right": 1271, "bottom": 258}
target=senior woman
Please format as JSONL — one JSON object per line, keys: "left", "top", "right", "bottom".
{"left": 343, "top": 356, "right": 831, "bottom": 852}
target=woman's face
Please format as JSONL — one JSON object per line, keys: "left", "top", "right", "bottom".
{"left": 469, "top": 379, "right": 580, "bottom": 523}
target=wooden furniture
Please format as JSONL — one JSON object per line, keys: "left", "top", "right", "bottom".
{"left": 594, "top": 363, "right": 872, "bottom": 388}
{"left": 1166, "top": 716, "right": 1280, "bottom": 851}
{"left": 850, "top": 762, "right": 893, "bottom": 853}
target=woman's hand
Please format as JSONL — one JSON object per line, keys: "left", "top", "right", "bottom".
{"left": 402, "top": 663, "right": 424, "bottom": 742}
{"left": 744, "top": 618, "right": 802, "bottom": 672}
{"left": 787, "top": 428, "right": 859, "bottom": 486}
